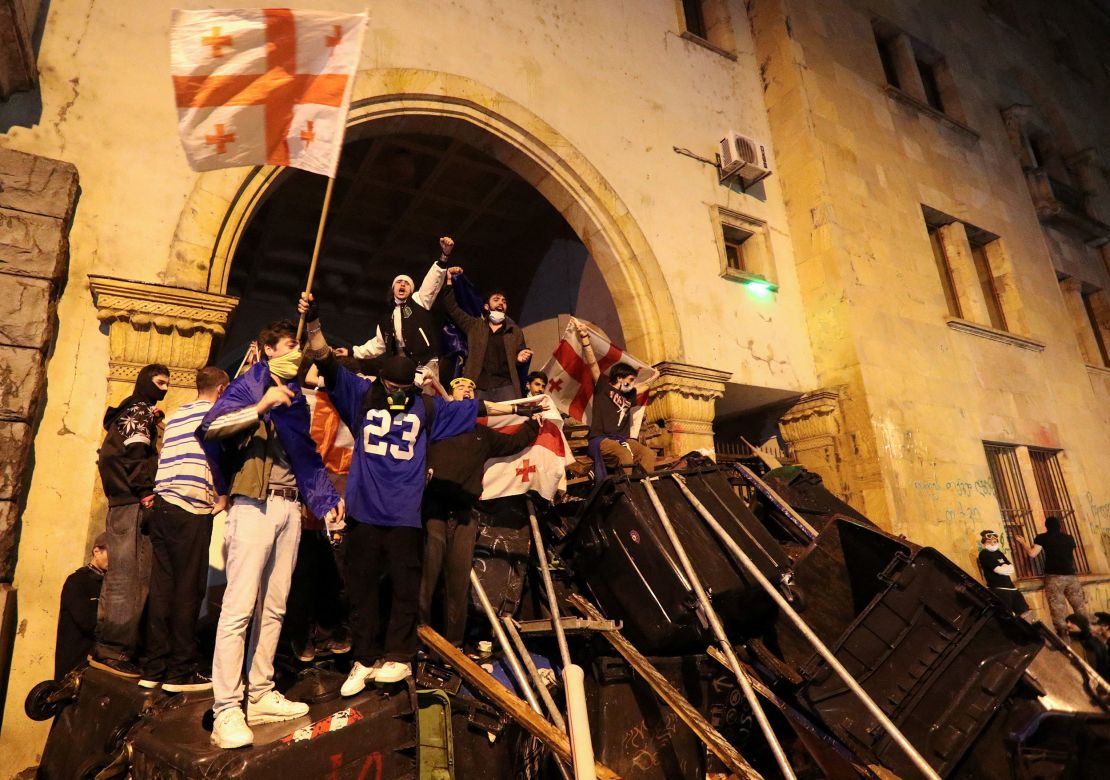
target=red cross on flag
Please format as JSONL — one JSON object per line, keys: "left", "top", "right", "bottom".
{"left": 478, "top": 399, "right": 576, "bottom": 502}
{"left": 539, "top": 319, "right": 659, "bottom": 437}
{"left": 170, "top": 8, "right": 367, "bottom": 177}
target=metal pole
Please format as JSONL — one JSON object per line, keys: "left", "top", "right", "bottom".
{"left": 527, "top": 497, "right": 598, "bottom": 780}
{"left": 503, "top": 615, "right": 568, "bottom": 732}
{"left": 640, "top": 478, "right": 798, "bottom": 780}
{"left": 469, "top": 570, "right": 543, "bottom": 716}
{"left": 732, "top": 462, "right": 818, "bottom": 540}
{"left": 672, "top": 473, "right": 942, "bottom": 780}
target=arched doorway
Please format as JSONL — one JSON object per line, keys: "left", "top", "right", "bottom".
{"left": 171, "top": 70, "right": 680, "bottom": 366}
{"left": 217, "top": 131, "right": 627, "bottom": 375}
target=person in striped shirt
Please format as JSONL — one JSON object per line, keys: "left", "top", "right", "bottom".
{"left": 139, "top": 366, "right": 229, "bottom": 693}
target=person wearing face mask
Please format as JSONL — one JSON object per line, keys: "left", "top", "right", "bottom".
{"left": 442, "top": 270, "right": 533, "bottom": 402}
{"left": 347, "top": 236, "right": 461, "bottom": 385}
{"left": 976, "top": 529, "right": 1030, "bottom": 618}
{"left": 89, "top": 363, "right": 170, "bottom": 679}
{"left": 297, "top": 293, "right": 545, "bottom": 697}
{"left": 198, "top": 319, "right": 345, "bottom": 749}
{"left": 577, "top": 324, "right": 656, "bottom": 479}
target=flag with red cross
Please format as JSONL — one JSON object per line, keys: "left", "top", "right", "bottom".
{"left": 477, "top": 398, "right": 576, "bottom": 502}
{"left": 170, "top": 8, "right": 367, "bottom": 177}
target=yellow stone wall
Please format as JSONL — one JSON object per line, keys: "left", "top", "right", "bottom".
{"left": 750, "top": 0, "right": 1110, "bottom": 586}
{"left": 0, "top": 1, "right": 817, "bottom": 769}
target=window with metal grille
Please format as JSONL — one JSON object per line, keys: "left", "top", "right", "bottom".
{"left": 1029, "top": 448, "right": 1090, "bottom": 574}
{"left": 983, "top": 443, "right": 1041, "bottom": 578}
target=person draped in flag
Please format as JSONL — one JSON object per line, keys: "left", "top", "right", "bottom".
{"left": 298, "top": 293, "right": 547, "bottom": 696}
{"left": 345, "top": 236, "right": 461, "bottom": 385}
{"left": 577, "top": 323, "right": 657, "bottom": 478}
{"left": 198, "top": 319, "right": 345, "bottom": 750}
{"left": 419, "top": 377, "right": 541, "bottom": 646}
{"left": 443, "top": 268, "right": 533, "bottom": 401}
{"left": 526, "top": 370, "right": 549, "bottom": 398}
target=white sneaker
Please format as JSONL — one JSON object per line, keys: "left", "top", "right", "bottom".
{"left": 246, "top": 690, "right": 310, "bottom": 725}
{"left": 210, "top": 707, "right": 254, "bottom": 749}
{"left": 340, "top": 660, "right": 381, "bottom": 697}
{"left": 375, "top": 661, "right": 412, "bottom": 684}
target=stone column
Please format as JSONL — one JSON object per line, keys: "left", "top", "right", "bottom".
{"left": 937, "top": 221, "right": 991, "bottom": 325}
{"left": 646, "top": 362, "right": 731, "bottom": 457}
{"left": 778, "top": 389, "right": 851, "bottom": 500}
{"left": 88, "top": 276, "right": 238, "bottom": 407}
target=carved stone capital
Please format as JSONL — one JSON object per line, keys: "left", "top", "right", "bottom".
{"left": 646, "top": 361, "right": 731, "bottom": 456}
{"left": 89, "top": 276, "right": 238, "bottom": 389}
{"left": 778, "top": 389, "right": 843, "bottom": 443}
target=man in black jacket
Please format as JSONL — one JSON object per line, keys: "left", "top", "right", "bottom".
{"left": 90, "top": 363, "right": 169, "bottom": 677}
{"left": 418, "top": 376, "right": 541, "bottom": 645}
{"left": 1015, "top": 516, "right": 1090, "bottom": 637}
{"left": 55, "top": 533, "right": 109, "bottom": 679}
{"left": 443, "top": 272, "right": 533, "bottom": 401}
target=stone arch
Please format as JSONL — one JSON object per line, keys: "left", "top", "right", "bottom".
{"left": 167, "top": 69, "right": 680, "bottom": 364}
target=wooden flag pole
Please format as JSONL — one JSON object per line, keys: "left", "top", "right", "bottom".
{"left": 296, "top": 175, "right": 337, "bottom": 342}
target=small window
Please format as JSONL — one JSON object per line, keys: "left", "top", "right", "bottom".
{"left": 927, "top": 225, "right": 962, "bottom": 318}
{"left": 969, "top": 237, "right": 1007, "bottom": 331}
{"left": 723, "top": 224, "right": 752, "bottom": 273}
{"left": 872, "top": 19, "right": 964, "bottom": 123}
{"left": 1082, "top": 290, "right": 1110, "bottom": 366}
{"left": 917, "top": 58, "right": 944, "bottom": 112}
{"left": 875, "top": 32, "right": 901, "bottom": 88}
{"left": 681, "top": 0, "right": 708, "bottom": 39}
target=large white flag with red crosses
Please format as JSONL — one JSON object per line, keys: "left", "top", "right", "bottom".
{"left": 540, "top": 320, "right": 658, "bottom": 437}
{"left": 170, "top": 8, "right": 367, "bottom": 177}
{"left": 478, "top": 398, "right": 575, "bottom": 502}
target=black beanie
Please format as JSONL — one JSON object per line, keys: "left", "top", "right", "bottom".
{"left": 379, "top": 356, "right": 417, "bottom": 386}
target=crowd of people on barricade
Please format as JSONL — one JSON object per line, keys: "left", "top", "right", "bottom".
{"left": 56, "top": 236, "right": 661, "bottom": 750}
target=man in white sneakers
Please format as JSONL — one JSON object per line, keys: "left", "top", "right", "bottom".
{"left": 199, "top": 320, "right": 345, "bottom": 749}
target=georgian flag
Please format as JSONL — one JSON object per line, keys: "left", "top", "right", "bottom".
{"left": 478, "top": 397, "right": 575, "bottom": 502}
{"left": 539, "top": 320, "right": 658, "bottom": 437}
{"left": 170, "top": 8, "right": 367, "bottom": 177}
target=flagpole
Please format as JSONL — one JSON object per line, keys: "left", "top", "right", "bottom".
{"left": 296, "top": 174, "right": 337, "bottom": 342}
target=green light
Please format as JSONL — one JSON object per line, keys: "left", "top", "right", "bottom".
{"left": 743, "top": 279, "right": 775, "bottom": 297}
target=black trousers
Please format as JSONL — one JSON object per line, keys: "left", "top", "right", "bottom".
{"left": 419, "top": 502, "right": 481, "bottom": 646}
{"left": 284, "top": 529, "right": 346, "bottom": 647}
{"left": 345, "top": 521, "right": 422, "bottom": 664}
{"left": 142, "top": 496, "right": 213, "bottom": 679}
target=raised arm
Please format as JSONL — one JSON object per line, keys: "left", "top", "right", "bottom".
{"left": 442, "top": 282, "right": 481, "bottom": 332}
{"left": 1014, "top": 534, "right": 1043, "bottom": 558}
{"left": 575, "top": 321, "right": 602, "bottom": 383}
{"left": 413, "top": 236, "right": 455, "bottom": 309}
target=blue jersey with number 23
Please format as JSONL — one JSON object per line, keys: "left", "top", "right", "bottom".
{"left": 327, "top": 365, "right": 479, "bottom": 528}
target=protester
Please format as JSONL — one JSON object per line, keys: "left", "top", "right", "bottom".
{"left": 349, "top": 236, "right": 460, "bottom": 384}
{"left": 199, "top": 320, "right": 345, "bottom": 749}
{"left": 525, "top": 370, "right": 548, "bottom": 398}
{"left": 1065, "top": 613, "right": 1108, "bottom": 672}
{"left": 575, "top": 323, "right": 655, "bottom": 478}
{"left": 443, "top": 271, "right": 533, "bottom": 401}
{"left": 976, "top": 529, "right": 1030, "bottom": 618}
{"left": 55, "top": 533, "right": 108, "bottom": 679}
{"left": 1015, "top": 516, "right": 1089, "bottom": 637}
{"left": 299, "top": 293, "right": 545, "bottom": 697}
{"left": 138, "top": 367, "right": 229, "bottom": 693}
{"left": 419, "top": 376, "right": 540, "bottom": 646}
{"left": 89, "top": 363, "right": 169, "bottom": 678}
{"left": 1092, "top": 612, "right": 1110, "bottom": 678}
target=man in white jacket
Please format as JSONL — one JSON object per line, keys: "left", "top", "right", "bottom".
{"left": 347, "top": 236, "right": 460, "bottom": 385}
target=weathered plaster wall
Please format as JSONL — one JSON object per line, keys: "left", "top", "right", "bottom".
{"left": 751, "top": 0, "right": 1110, "bottom": 585}
{"left": 0, "top": 1, "right": 816, "bottom": 769}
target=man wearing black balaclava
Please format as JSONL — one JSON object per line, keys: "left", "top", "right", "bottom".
{"left": 89, "top": 363, "right": 170, "bottom": 678}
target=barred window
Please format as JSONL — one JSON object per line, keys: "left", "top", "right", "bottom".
{"left": 983, "top": 443, "right": 1090, "bottom": 578}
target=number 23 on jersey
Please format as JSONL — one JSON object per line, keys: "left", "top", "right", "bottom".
{"left": 362, "top": 410, "right": 421, "bottom": 460}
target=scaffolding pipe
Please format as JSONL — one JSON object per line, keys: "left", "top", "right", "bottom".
{"left": 640, "top": 478, "right": 798, "bottom": 780}
{"left": 672, "top": 473, "right": 942, "bottom": 780}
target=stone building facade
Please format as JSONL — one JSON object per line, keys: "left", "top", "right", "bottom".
{"left": 0, "top": 0, "right": 1108, "bottom": 771}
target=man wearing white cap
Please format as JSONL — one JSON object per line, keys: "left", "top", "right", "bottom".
{"left": 349, "top": 236, "right": 460, "bottom": 385}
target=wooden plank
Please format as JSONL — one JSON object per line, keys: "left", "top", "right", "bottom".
{"left": 417, "top": 625, "right": 621, "bottom": 780}
{"left": 566, "top": 594, "right": 763, "bottom": 780}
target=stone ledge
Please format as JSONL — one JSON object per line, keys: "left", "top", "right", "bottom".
{"left": 89, "top": 275, "right": 239, "bottom": 331}
{"left": 882, "top": 84, "right": 980, "bottom": 141}
{"left": 1086, "top": 363, "right": 1110, "bottom": 378}
{"left": 944, "top": 317, "right": 1046, "bottom": 352}
{"left": 678, "top": 31, "right": 738, "bottom": 62}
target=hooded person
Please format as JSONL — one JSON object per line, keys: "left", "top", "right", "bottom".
{"left": 298, "top": 292, "right": 547, "bottom": 697}
{"left": 348, "top": 236, "right": 460, "bottom": 386}
{"left": 88, "top": 363, "right": 170, "bottom": 678}
{"left": 976, "top": 529, "right": 1030, "bottom": 618}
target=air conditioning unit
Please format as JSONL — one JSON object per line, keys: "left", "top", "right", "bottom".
{"left": 719, "top": 131, "right": 771, "bottom": 186}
